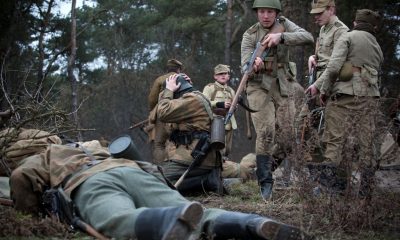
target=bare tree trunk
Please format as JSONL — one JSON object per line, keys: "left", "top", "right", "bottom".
{"left": 35, "top": 0, "right": 55, "bottom": 101}
{"left": 67, "top": 0, "right": 82, "bottom": 141}
{"left": 224, "top": 0, "right": 233, "bottom": 65}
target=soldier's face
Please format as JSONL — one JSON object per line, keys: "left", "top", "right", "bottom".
{"left": 214, "top": 73, "right": 230, "bottom": 85}
{"left": 313, "top": 7, "right": 334, "bottom": 26}
{"left": 257, "top": 8, "right": 278, "bottom": 28}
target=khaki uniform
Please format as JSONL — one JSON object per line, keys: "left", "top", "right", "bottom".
{"left": 296, "top": 16, "right": 348, "bottom": 160}
{"left": 148, "top": 72, "right": 175, "bottom": 164}
{"left": 317, "top": 30, "right": 383, "bottom": 167}
{"left": 203, "top": 82, "right": 237, "bottom": 156}
{"left": 241, "top": 17, "right": 314, "bottom": 156}
{"left": 157, "top": 89, "right": 221, "bottom": 180}
{"left": 10, "top": 141, "right": 142, "bottom": 213}
{"left": 313, "top": 16, "right": 349, "bottom": 91}
{"left": 0, "top": 128, "right": 62, "bottom": 176}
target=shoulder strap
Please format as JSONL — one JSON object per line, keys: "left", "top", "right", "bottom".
{"left": 193, "top": 91, "right": 214, "bottom": 120}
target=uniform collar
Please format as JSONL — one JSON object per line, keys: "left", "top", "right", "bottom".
{"left": 215, "top": 81, "right": 227, "bottom": 88}
{"left": 322, "top": 16, "right": 338, "bottom": 33}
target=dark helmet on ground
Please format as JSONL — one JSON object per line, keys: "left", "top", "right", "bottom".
{"left": 252, "top": 0, "right": 282, "bottom": 11}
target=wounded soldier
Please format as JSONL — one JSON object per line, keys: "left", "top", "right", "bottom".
{"left": 9, "top": 140, "right": 310, "bottom": 239}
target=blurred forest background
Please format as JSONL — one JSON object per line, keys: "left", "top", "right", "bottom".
{"left": 1, "top": 0, "right": 399, "bottom": 161}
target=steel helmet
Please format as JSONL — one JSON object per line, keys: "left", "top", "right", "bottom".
{"left": 252, "top": 0, "right": 282, "bottom": 11}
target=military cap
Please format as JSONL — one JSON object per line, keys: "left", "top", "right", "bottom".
{"left": 355, "top": 9, "right": 381, "bottom": 27}
{"left": 310, "top": 0, "right": 335, "bottom": 14}
{"left": 166, "top": 59, "right": 183, "bottom": 68}
{"left": 214, "top": 64, "right": 230, "bottom": 75}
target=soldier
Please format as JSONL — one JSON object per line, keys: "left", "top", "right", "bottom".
{"left": 147, "top": 59, "right": 183, "bottom": 164}
{"left": 298, "top": 0, "right": 349, "bottom": 165}
{"left": 202, "top": 64, "right": 237, "bottom": 159}
{"left": 10, "top": 140, "right": 310, "bottom": 240}
{"left": 157, "top": 74, "right": 224, "bottom": 195}
{"left": 241, "top": 0, "right": 314, "bottom": 201}
{"left": 307, "top": 9, "right": 383, "bottom": 197}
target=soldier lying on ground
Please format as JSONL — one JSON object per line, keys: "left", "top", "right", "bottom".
{"left": 9, "top": 140, "right": 310, "bottom": 240}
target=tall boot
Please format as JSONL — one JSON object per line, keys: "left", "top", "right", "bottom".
{"left": 359, "top": 168, "right": 376, "bottom": 199}
{"left": 135, "top": 202, "right": 203, "bottom": 240}
{"left": 310, "top": 163, "right": 347, "bottom": 195}
{"left": 256, "top": 155, "right": 274, "bottom": 201}
{"left": 205, "top": 211, "right": 311, "bottom": 240}
{"left": 177, "top": 168, "right": 223, "bottom": 195}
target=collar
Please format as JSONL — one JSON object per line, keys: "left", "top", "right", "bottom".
{"left": 322, "top": 16, "right": 338, "bottom": 33}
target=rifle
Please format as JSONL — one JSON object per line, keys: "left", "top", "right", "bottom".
{"left": 42, "top": 187, "right": 108, "bottom": 240}
{"left": 225, "top": 22, "right": 284, "bottom": 125}
{"left": 174, "top": 134, "right": 210, "bottom": 188}
{"left": 128, "top": 119, "right": 149, "bottom": 130}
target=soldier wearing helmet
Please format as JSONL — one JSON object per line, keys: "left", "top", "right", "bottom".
{"left": 241, "top": 0, "right": 314, "bottom": 201}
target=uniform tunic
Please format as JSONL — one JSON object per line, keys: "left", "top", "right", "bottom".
{"left": 148, "top": 72, "right": 175, "bottom": 163}
{"left": 316, "top": 30, "right": 383, "bottom": 166}
{"left": 157, "top": 89, "right": 221, "bottom": 180}
{"left": 10, "top": 140, "right": 228, "bottom": 238}
{"left": 241, "top": 17, "right": 313, "bottom": 156}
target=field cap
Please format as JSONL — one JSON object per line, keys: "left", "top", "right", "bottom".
{"left": 166, "top": 59, "right": 183, "bottom": 68}
{"left": 214, "top": 64, "right": 230, "bottom": 75}
{"left": 310, "top": 0, "right": 335, "bottom": 14}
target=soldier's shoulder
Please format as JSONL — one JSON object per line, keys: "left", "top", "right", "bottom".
{"left": 277, "top": 16, "right": 287, "bottom": 23}
{"left": 245, "top": 23, "right": 260, "bottom": 34}
{"left": 334, "top": 19, "right": 349, "bottom": 30}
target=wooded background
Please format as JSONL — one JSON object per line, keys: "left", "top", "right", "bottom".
{"left": 1, "top": 0, "right": 399, "bottom": 161}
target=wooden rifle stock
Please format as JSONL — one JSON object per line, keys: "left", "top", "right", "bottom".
{"left": 224, "top": 21, "right": 285, "bottom": 125}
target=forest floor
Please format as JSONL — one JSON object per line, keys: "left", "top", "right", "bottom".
{"left": 1, "top": 170, "right": 399, "bottom": 239}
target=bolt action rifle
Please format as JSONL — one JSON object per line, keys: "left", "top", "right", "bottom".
{"left": 225, "top": 21, "right": 285, "bottom": 125}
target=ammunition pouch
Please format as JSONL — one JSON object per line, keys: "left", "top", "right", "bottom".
{"left": 170, "top": 130, "right": 209, "bottom": 146}
{"left": 191, "top": 134, "right": 211, "bottom": 162}
{"left": 42, "top": 187, "right": 79, "bottom": 228}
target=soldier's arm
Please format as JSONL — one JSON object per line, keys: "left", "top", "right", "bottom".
{"left": 202, "top": 85, "right": 218, "bottom": 108}
{"left": 157, "top": 91, "right": 203, "bottom": 123}
{"left": 319, "top": 34, "right": 350, "bottom": 94}
{"left": 241, "top": 31, "right": 256, "bottom": 71}
{"left": 282, "top": 18, "right": 314, "bottom": 45}
{"left": 148, "top": 77, "right": 162, "bottom": 111}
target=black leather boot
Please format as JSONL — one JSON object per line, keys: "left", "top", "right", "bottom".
{"left": 205, "top": 211, "right": 311, "bottom": 240}
{"left": 256, "top": 155, "right": 274, "bottom": 201}
{"left": 177, "top": 168, "right": 223, "bottom": 195}
{"left": 308, "top": 163, "right": 347, "bottom": 195}
{"left": 135, "top": 202, "right": 203, "bottom": 240}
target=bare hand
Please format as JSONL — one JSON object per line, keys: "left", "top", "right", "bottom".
{"left": 305, "top": 84, "right": 319, "bottom": 97}
{"left": 224, "top": 101, "right": 232, "bottom": 109}
{"left": 308, "top": 55, "right": 316, "bottom": 73}
{"left": 261, "top": 33, "right": 282, "bottom": 48}
{"left": 165, "top": 74, "right": 181, "bottom": 92}
{"left": 253, "top": 57, "right": 264, "bottom": 72}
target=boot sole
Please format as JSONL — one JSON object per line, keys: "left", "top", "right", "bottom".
{"left": 162, "top": 202, "right": 204, "bottom": 240}
{"left": 257, "top": 219, "right": 311, "bottom": 240}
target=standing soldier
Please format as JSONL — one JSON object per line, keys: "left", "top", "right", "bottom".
{"left": 148, "top": 59, "right": 183, "bottom": 164}
{"left": 298, "top": 0, "right": 348, "bottom": 163}
{"left": 158, "top": 74, "right": 223, "bottom": 195}
{"left": 241, "top": 0, "right": 314, "bottom": 201}
{"left": 306, "top": 0, "right": 349, "bottom": 105}
{"left": 307, "top": 9, "right": 383, "bottom": 197}
{"left": 202, "top": 64, "right": 237, "bottom": 159}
